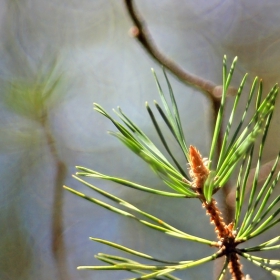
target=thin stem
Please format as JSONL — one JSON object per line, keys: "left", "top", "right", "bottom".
{"left": 202, "top": 197, "right": 244, "bottom": 279}
{"left": 40, "top": 112, "right": 69, "bottom": 280}
{"left": 124, "top": 0, "right": 223, "bottom": 98}
{"left": 228, "top": 253, "right": 244, "bottom": 280}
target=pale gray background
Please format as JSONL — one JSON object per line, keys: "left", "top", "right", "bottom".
{"left": 0, "top": 1, "right": 280, "bottom": 279}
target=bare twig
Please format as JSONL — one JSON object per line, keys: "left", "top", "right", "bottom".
{"left": 40, "top": 112, "right": 69, "bottom": 280}
{"left": 124, "top": 0, "right": 238, "bottom": 99}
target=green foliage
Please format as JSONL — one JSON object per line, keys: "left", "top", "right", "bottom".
{"left": 3, "top": 59, "right": 63, "bottom": 121}
{"left": 65, "top": 56, "right": 280, "bottom": 279}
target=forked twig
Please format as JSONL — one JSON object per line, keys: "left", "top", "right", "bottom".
{"left": 124, "top": 0, "right": 237, "bottom": 99}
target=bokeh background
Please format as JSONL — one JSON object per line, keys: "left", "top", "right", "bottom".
{"left": 0, "top": 1, "right": 280, "bottom": 279}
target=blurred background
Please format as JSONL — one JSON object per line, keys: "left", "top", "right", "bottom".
{"left": 0, "top": 0, "right": 280, "bottom": 279}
